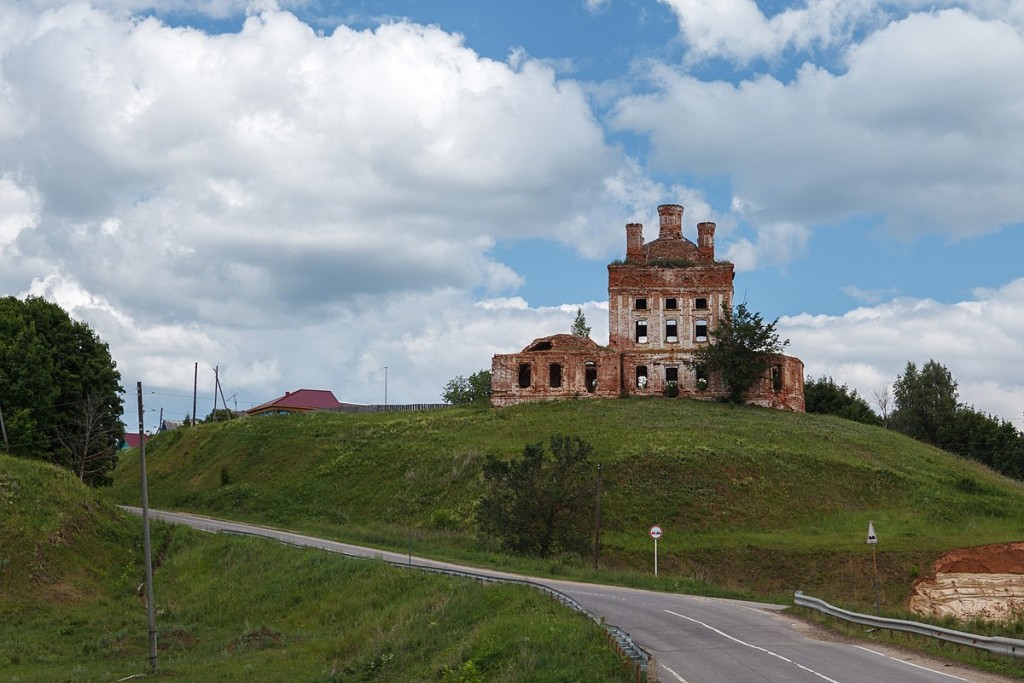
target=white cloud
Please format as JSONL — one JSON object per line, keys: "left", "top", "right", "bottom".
{"left": 613, "top": 8, "right": 1024, "bottom": 241}
{"left": 659, "top": 0, "right": 878, "bottom": 65}
{"left": 783, "top": 278, "right": 1024, "bottom": 426}
{"left": 0, "top": 175, "right": 38, "bottom": 248}
{"left": 659, "top": 1, "right": 1024, "bottom": 65}
{"left": 0, "top": 3, "right": 644, "bottom": 425}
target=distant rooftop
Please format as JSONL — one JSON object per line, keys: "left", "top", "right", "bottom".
{"left": 246, "top": 389, "right": 342, "bottom": 415}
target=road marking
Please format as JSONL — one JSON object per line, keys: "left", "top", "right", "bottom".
{"left": 853, "top": 646, "right": 972, "bottom": 681}
{"left": 659, "top": 662, "right": 691, "bottom": 682}
{"left": 664, "top": 609, "right": 843, "bottom": 683}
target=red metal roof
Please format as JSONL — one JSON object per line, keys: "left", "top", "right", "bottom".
{"left": 246, "top": 389, "right": 342, "bottom": 414}
{"left": 122, "top": 433, "right": 149, "bottom": 448}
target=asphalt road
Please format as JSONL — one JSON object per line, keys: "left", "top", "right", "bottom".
{"left": 123, "top": 507, "right": 1014, "bottom": 683}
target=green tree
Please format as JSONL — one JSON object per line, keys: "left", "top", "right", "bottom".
{"left": 687, "top": 302, "right": 789, "bottom": 404}
{"left": 940, "top": 406, "right": 1024, "bottom": 479}
{"left": 570, "top": 307, "right": 591, "bottom": 338}
{"left": 477, "top": 435, "right": 597, "bottom": 558}
{"left": 891, "top": 359, "right": 958, "bottom": 446}
{"left": 442, "top": 370, "right": 492, "bottom": 406}
{"left": 204, "top": 408, "right": 239, "bottom": 422}
{"left": 0, "top": 296, "right": 123, "bottom": 485}
{"left": 804, "top": 376, "right": 882, "bottom": 426}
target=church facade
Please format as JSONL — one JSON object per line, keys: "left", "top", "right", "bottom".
{"left": 490, "top": 204, "right": 805, "bottom": 411}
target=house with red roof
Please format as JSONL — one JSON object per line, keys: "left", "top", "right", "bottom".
{"left": 245, "top": 389, "right": 342, "bottom": 417}
{"left": 119, "top": 432, "right": 150, "bottom": 450}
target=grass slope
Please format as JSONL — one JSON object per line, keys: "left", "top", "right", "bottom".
{"left": 110, "top": 399, "right": 1024, "bottom": 611}
{"left": 1, "top": 454, "right": 634, "bottom": 682}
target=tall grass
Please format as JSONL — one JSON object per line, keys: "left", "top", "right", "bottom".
{"left": 1, "top": 454, "right": 639, "bottom": 682}
{"left": 109, "top": 399, "right": 1024, "bottom": 610}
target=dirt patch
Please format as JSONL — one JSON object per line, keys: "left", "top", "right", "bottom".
{"left": 909, "top": 542, "right": 1024, "bottom": 622}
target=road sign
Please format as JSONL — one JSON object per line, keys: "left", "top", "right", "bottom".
{"left": 867, "top": 521, "right": 878, "bottom": 545}
{"left": 649, "top": 525, "right": 663, "bottom": 576}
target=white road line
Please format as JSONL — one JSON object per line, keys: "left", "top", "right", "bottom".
{"left": 664, "top": 609, "right": 844, "bottom": 683}
{"left": 853, "top": 646, "right": 972, "bottom": 681}
{"left": 660, "top": 662, "right": 691, "bottom": 682}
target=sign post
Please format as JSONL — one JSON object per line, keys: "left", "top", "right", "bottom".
{"left": 649, "top": 525, "right": 663, "bottom": 576}
{"left": 867, "top": 521, "right": 880, "bottom": 615}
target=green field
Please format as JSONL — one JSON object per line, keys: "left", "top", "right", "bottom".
{"left": 0, "top": 454, "right": 636, "bottom": 682}
{"left": 109, "top": 398, "right": 1024, "bottom": 609}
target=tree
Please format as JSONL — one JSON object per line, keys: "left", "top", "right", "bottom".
{"left": 804, "top": 376, "right": 881, "bottom": 426}
{"left": 442, "top": 370, "right": 492, "bottom": 406}
{"left": 477, "top": 435, "right": 597, "bottom": 558}
{"left": 54, "top": 393, "right": 121, "bottom": 486}
{"left": 872, "top": 384, "right": 893, "bottom": 428}
{"left": 570, "top": 307, "right": 591, "bottom": 338}
{"left": 0, "top": 296, "right": 123, "bottom": 485}
{"left": 204, "top": 408, "right": 239, "bottom": 422}
{"left": 891, "top": 360, "right": 958, "bottom": 445}
{"left": 687, "top": 302, "right": 789, "bottom": 403}
{"left": 940, "top": 406, "right": 1024, "bottom": 479}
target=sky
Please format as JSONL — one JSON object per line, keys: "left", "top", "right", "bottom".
{"left": 1, "top": 0, "right": 1023, "bottom": 431}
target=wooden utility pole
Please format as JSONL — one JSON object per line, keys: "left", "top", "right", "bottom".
{"left": 211, "top": 366, "right": 219, "bottom": 420}
{"left": 191, "top": 362, "right": 198, "bottom": 427}
{"left": 593, "top": 463, "right": 602, "bottom": 570}
{"left": 137, "top": 382, "right": 158, "bottom": 672}
{"left": 0, "top": 404, "right": 8, "bottom": 450}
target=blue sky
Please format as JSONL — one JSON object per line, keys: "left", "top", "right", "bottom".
{"left": 1, "top": 0, "right": 1023, "bottom": 429}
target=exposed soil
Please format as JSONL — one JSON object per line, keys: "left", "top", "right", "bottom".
{"left": 908, "top": 542, "right": 1024, "bottom": 622}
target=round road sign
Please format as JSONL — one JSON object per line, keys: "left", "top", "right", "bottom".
{"left": 649, "top": 525, "right": 663, "bottom": 540}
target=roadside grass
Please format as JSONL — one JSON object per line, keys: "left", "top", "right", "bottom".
{"left": 110, "top": 399, "right": 1024, "bottom": 613}
{"left": 0, "top": 454, "right": 644, "bottom": 682}
{"left": 791, "top": 606, "right": 1024, "bottom": 679}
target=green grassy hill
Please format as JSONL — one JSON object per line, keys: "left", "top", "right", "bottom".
{"left": 0, "top": 454, "right": 634, "bottom": 682}
{"left": 109, "top": 399, "right": 1024, "bottom": 610}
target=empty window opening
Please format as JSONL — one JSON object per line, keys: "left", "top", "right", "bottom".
{"left": 518, "top": 363, "right": 532, "bottom": 389}
{"left": 635, "top": 298, "right": 647, "bottom": 310}
{"left": 666, "top": 319, "right": 678, "bottom": 342}
{"left": 695, "top": 297, "right": 708, "bottom": 310}
{"left": 665, "top": 297, "right": 677, "bottom": 310}
{"left": 636, "top": 365, "right": 648, "bottom": 389}
{"left": 585, "top": 362, "right": 598, "bottom": 393}
{"left": 665, "top": 367, "right": 679, "bottom": 384}
{"left": 695, "top": 366, "right": 709, "bottom": 391}
{"left": 771, "top": 366, "right": 782, "bottom": 392}
{"left": 695, "top": 319, "right": 708, "bottom": 342}
{"left": 635, "top": 320, "right": 648, "bottom": 343}
{"left": 528, "top": 340, "right": 553, "bottom": 352}
{"left": 549, "top": 363, "right": 563, "bottom": 388}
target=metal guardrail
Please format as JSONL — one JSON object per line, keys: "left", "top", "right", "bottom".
{"left": 794, "top": 591, "right": 1024, "bottom": 658}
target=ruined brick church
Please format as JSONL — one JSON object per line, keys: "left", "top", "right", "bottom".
{"left": 490, "top": 204, "right": 805, "bottom": 411}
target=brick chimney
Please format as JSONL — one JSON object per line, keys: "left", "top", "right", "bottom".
{"left": 658, "top": 204, "right": 683, "bottom": 241}
{"left": 697, "top": 221, "right": 716, "bottom": 261}
{"left": 625, "top": 223, "right": 644, "bottom": 261}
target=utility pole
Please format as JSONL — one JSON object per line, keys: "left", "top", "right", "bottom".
{"left": 0, "top": 404, "right": 8, "bottom": 450}
{"left": 192, "top": 362, "right": 198, "bottom": 427}
{"left": 136, "top": 382, "right": 158, "bottom": 672}
{"left": 382, "top": 366, "right": 388, "bottom": 407}
{"left": 211, "top": 366, "right": 220, "bottom": 420}
{"left": 593, "top": 462, "right": 602, "bottom": 570}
